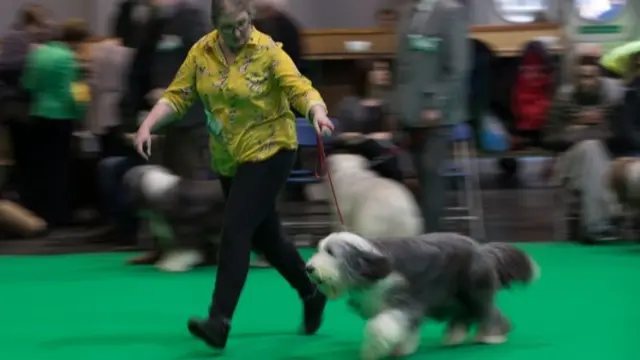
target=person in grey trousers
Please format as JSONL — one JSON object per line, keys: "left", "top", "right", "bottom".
{"left": 544, "top": 55, "right": 625, "bottom": 243}
{"left": 391, "top": 0, "right": 469, "bottom": 232}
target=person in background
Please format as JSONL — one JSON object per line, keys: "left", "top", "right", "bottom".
{"left": 334, "top": 59, "right": 404, "bottom": 182}
{"left": 253, "top": 0, "right": 303, "bottom": 73}
{"left": 134, "top": 0, "right": 332, "bottom": 348}
{"left": 87, "top": 39, "right": 135, "bottom": 159}
{"left": 612, "top": 52, "right": 640, "bottom": 155}
{"left": 543, "top": 55, "right": 623, "bottom": 243}
{"left": 86, "top": 38, "right": 143, "bottom": 248}
{"left": 392, "top": 0, "right": 469, "bottom": 232}
{"left": 121, "top": 0, "right": 209, "bottom": 265}
{"left": 511, "top": 41, "right": 553, "bottom": 149}
{"left": 112, "top": 0, "right": 154, "bottom": 48}
{"left": 0, "top": 4, "right": 52, "bottom": 211}
{"left": 21, "top": 19, "right": 89, "bottom": 229}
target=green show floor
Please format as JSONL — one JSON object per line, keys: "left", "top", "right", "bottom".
{"left": 0, "top": 243, "right": 638, "bottom": 360}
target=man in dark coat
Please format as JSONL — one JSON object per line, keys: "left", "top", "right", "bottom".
{"left": 106, "top": 0, "right": 209, "bottom": 264}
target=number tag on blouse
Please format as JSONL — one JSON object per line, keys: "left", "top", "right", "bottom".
{"left": 156, "top": 35, "right": 182, "bottom": 51}
{"left": 407, "top": 34, "right": 441, "bottom": 52}
{"left": 205, "top": 111, "right": 223, "bottom": 136}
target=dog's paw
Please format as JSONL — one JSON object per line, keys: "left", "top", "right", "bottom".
{"left": 156, "top": 249, "right": 203, "bottom": 273}
{"left": 391, "top": 330, "right": 419, "bottom": 357}
{"left": 474, "top": 315, "right": 510, "bottom": 345}
{"left": 361, "top": 310, "right": 408, "bottom": 360}
{"left": 361, "top": 330, "right": 395, "bottom": 360}
{"left": 473, "top": 326, "right": 508, "bottom": 345}
{"left": 360, "top": 342, "right": 388, "bottom": 360}
{"left": 443, "top": 323, "right": 468, "bottom": 346}
{"left": 473, "top": 333, "right": 507, "bottom": 345}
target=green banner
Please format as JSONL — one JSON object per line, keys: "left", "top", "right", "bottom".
{"left": 578, "top": 25, "right": 622, "bottom": 35}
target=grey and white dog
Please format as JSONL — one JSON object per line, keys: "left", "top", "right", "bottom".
{"left": 306, "top": 232, "right": 538, "bottom": 360}
{"left": 123, "top": 165, "right": 224, "bottom": 272}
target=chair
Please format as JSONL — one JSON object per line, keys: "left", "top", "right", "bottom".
{"left": 282, "top": 118, "right": 335, "bottom": 245}
{"left": 287, "top": 118, "right": 320, "bottom": 183}
{"left": 442, "top": 122, "right": 486, "bottom": 241}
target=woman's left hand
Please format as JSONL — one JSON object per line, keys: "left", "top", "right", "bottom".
{"left": 311, "top": 106, "right": 334, "bottom": 136}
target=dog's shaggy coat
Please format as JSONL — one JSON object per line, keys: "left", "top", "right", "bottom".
{"left": 123, "top": 165, "right": 224, "bottom": 272}
{"left": 306, "top": 232, "right": 537, "bottom": 360}
{"left": 607, "top": 157, "right": 640, "bottom": 209}
{"left": 325, "top": 154, "right": 423, "bottom": 238}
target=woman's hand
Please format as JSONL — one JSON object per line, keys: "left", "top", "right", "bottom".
{"left": 134, "top": 125, "right": 152, "bottom": 160}
{"left": 311, "top": 105, "right": 334, "bottom": 136}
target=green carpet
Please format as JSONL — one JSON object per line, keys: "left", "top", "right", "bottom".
{"left": 1, "top": 243, "right": 638, "bottom": 360}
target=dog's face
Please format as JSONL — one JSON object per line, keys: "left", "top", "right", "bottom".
{"left": 327, "top": 154, "right": 369, "bottom": 176}
{"left": 123, "top": 165, "right": 180, "bottom": 205}
{"left": 305, "top": 232, "right": 392, "bottom": 299}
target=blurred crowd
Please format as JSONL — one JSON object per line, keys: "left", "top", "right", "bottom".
{"left": 0, "top": 0, "right": 306, "bottom": 253}
{"left": 1, "top": 0, "right": 640, "bottom": 263}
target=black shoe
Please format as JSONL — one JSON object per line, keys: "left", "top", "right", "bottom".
{"left": 582, "top": 228, "right": 619, "bottom": 244}
{"left": 302, "top": 290, "right": 327, "bottom": 335}
{"left": 187, "top": 316, "right": 230, "bottom": 349}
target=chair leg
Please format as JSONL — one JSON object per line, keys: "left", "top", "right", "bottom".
{"left": 463, "top": 139, "right": 485, "bottom": 241}
{"left": 552, "top": 189, "right": 566, "bottom": 241}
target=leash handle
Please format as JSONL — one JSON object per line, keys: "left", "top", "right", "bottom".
{"left": 314, "top": 133, "right": 346, "bottom": 228}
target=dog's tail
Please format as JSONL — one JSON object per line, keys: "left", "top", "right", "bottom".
{"left": 481, "top": 243, "right": 539, "bottom": 289}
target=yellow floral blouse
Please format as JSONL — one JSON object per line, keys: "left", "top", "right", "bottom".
{"left": 161, "top": 28, "right": 326, "bottom": 176}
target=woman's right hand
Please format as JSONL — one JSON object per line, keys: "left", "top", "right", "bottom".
{"left": 135, "top": 125, "right": 152, "bottom": 160}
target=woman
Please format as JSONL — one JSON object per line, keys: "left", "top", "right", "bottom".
{"left": 134, "top": 0, "right": 333, "bottom": 349}
{"left": 22, "top": 19, "right": 89, "bottom": 227}
{"left": 334, "top": 59, "right": 404, "bottom": 182}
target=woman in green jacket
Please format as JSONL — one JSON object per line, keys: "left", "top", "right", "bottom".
{"left": 21, "top": 19, "right": 88, "bottom": 227}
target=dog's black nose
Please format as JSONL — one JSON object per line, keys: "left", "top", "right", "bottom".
{"left": 305, "top": 265, "right": 315, "bottom": 274}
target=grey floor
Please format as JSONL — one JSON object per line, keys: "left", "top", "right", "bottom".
{"left": 0, "top": 157, "right": 562, "bottom": 255}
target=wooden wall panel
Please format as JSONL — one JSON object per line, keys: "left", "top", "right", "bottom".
{"left": 302, "top": 23, "right": 563, "bottom": 59}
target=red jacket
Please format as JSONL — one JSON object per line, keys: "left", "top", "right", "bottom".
{"left": 513, "top": 52, "right": 552, "bottom": 131}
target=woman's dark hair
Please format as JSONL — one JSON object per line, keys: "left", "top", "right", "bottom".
{"left": 578, "top": 55, "right": 600, "bottom": 67}
{"left": 59, "top": 19, "right": 90, "bottom": 44}
{"left": 15, "top": 3, "right": 47, "bottom": 29}
{"left": 210, "top": 0, "right": 255, "bottom": 26}
{"left": 352, "top": 59, "right": 390, "bottom": 97}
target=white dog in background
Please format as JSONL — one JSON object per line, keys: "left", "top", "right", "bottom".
{"left": 325, "top": 154, "right": 423, "bottom": 238}
{"left": 306, "top": 232, "right": 538, "bottom": 360}
{"left": 124, "top": 165, "right": 223, "bottom": 272}
{"left": 608, "top": 157, "right": 640, "bottom": 211}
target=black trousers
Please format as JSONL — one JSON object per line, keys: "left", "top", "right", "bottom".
{"left": 6, "top": 120, "right": 37, "bottom": 208}
{"left": 209, "top": 149, "right": 315, "bottom": 320}
{"left": 32, "top": 117, "right": 74, "bottom": 227}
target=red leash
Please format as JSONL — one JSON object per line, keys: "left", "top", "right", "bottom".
{"left": 314, "top": 133, "right": 346, "bottom": 228}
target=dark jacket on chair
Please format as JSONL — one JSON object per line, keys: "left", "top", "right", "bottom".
{"left": 609, "top": 79, "right": 640, "bottom": 156}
